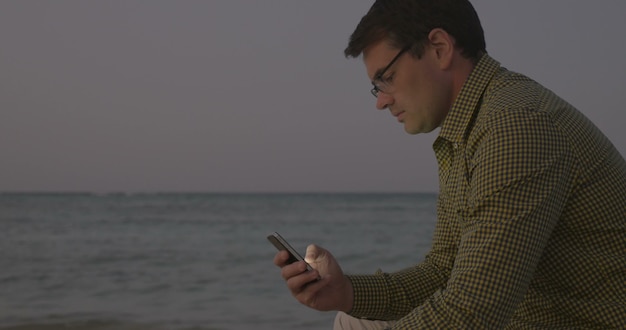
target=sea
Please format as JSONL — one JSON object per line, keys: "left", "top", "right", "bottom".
{"left": 0, "top": 193, "right": 438, "bottom": 330}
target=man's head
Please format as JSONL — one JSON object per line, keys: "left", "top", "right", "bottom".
{"left": 345, "top": 0, "right": 486, "bottom": 134}
{"left": 345, "top": 0, "right": 486, "bottom": 62}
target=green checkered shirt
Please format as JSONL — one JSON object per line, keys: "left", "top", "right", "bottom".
{"left": 347, "top": 54, "right": 626, "bottom": 329}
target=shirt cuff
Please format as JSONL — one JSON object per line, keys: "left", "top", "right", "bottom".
{"left": 346, "top": 269, "right": 390, "bottom": 320}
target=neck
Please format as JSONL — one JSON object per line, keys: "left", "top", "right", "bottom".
{"left": 450, "top": 54, "right": 478, "bottom": 103}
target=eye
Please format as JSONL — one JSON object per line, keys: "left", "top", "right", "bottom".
{"left": 382, "top": 72, "right": 395, "bottom": 84}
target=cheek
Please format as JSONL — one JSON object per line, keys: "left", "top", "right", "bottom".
{"left": 422, "top": 70, "right": 452, "bottom": 108}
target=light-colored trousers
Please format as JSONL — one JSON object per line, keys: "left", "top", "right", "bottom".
{"left": 333, "top": 312, "right": 396, "bottom": 330}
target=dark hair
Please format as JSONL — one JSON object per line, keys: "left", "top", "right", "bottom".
{"left": 344, "top": 0, "right": 486, "bottom": 61}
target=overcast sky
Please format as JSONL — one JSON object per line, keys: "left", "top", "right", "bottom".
{"left": 1, "top": 1, "right": 625, "bottom": 193}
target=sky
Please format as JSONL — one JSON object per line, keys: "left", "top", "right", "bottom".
{"left": 1, "top": 1, "right": 625, "bottom": 193}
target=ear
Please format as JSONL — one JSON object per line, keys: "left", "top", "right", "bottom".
{"left": 427, "top": 28, "right": 454, "bottom": 70}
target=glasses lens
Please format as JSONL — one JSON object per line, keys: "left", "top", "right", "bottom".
{"left": 369, "top": 46, "right": 409, "bottom": 98}
{"left": 371, "top": 85, "right": 379, "bottom": 97}
{"left": 371, "top": 80, "right": 388, "bottom": 98}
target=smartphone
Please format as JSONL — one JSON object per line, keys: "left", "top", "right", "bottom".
{"left": 267, "top": 232, "right": 314, "bottom": 272}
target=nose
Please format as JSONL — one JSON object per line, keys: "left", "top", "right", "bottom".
{"left": 375, "top": 92, "right": 393, "bottom": 110}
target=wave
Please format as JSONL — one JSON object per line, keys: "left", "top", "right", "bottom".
{"left": 0, "top": 316, "right": 221, "bottom": 330}
{"left": 0, "top": 319, "right": 159, "bottom": 330}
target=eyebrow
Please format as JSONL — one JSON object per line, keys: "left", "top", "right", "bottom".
{"left": 372, "top": 67, "right": 387, "bottom": 81}
{"left": 371, "top": 46, "right": 411, "bottom": 81}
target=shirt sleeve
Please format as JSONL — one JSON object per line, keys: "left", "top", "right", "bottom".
{"left": 347, "top": 257, "right": 450, "bottom": 321}
{"left": 347, "top": 180, "right": 463, "bottom": 320}
{"left": 352, "top": 109, "right": 577, "bottom": 328}
{"left": 401, "top": 109, "right": 575, "bottom": 328}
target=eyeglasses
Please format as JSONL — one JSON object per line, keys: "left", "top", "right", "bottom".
{"left": 370, "top": 46, "right": 410, "bottom": 98}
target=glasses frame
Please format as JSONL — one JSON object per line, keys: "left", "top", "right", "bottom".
{"left": 370, "top": 46, "right": 411, "bottom": 98}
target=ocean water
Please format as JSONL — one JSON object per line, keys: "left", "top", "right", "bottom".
{"left": 0, "top": 193, "right": 438, "bottom": 330}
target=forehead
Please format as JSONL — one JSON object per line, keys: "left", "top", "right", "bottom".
{"left": 362, "top": 40, "right": 404, "bottom": 80}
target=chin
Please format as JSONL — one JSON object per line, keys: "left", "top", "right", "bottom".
{"left": 404, "top": 124, "right": 423, "bottom": 135}
{"left": 404, "top": 123, "right": 435, "bottom": 135}
{"left": 404, "top": 127, "right": 421, "bottom": 135}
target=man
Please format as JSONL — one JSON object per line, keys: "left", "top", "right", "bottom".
{"left": 273, "top": 0, "right": 626, "bottom": 328}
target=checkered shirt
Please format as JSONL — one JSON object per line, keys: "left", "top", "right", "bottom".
{"left": 347, "top": 54, "right": 626, "bottom": 329}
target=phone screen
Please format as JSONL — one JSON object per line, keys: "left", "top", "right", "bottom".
{"left": 267, "top": 232, "right": 314, "bottom": 271}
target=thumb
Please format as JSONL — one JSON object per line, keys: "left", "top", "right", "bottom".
{"left": 304, "top": 244, "right": 327, "bottom": 264}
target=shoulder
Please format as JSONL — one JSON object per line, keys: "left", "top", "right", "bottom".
{"left": 472, "top": 67, "right": 577, "bottom": 138}
{"left": 483, "top": 68, "right": 557, "bottom": 116}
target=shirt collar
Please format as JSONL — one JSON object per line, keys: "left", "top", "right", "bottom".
{"left": 438, "top": 54, "right": 501, "bottom": 144}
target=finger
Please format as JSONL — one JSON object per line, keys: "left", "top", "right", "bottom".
{"left": 304, "top": 244, "right": 324, "bottom": 263}
{"left": 273, "top": 250, "right": 290, "bottom": 267}
{"left": 286, "top": 268, "right": 322, "bottom": 294}
{"left": 294, "top": 275, "right": 332, "bottom": 309}
{"left": 302, "top": 273, "right": 330, "bottom": 294}
{"left": 280, "top": 261, "right": 309, "bottom": 281}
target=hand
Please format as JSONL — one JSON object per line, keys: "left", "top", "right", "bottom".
{"left": 273, "top": 244, "right": 354, "bottom": 312}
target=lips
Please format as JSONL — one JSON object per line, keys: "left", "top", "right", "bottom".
{"left": 393, "top": 111, "right": 405, "bottom": 122}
